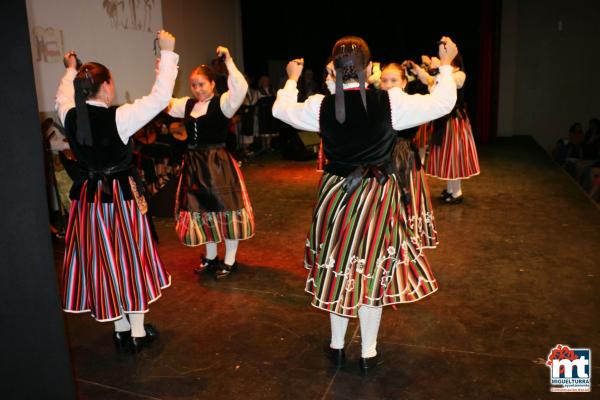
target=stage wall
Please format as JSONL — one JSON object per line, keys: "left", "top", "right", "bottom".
{"left": 26, "top": 0, "right": 163, "bottom": 113}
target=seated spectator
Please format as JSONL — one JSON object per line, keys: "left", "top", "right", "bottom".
{"left": 583, "top": 118, "right": 600, "bottom": 160}
{"left": 237, "top": 74, "right": 259, "bottom": 158}
{"left": 41, "top": 118, "right": 75, "bottom": 237}
{"left": 588, "top": 167, "right": 600, "bottom": 202}
{"left": 257, "top": 75, "right": 274, "bottom": 98}
{"left": 553, "top": 122, "right": 584, "bottom": 167}
{"left": 254, "top": 75, "right": 278, "bottom": 152}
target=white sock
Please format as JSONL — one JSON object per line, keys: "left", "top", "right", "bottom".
{"left": 224, "top": 239, "right": 239, "bottom": 266}
{"left": 330, "top": 313, "right": 349, "bottom": 349}
{"left": 358, "top": 305, "right": 383, "bottom": 358}
{"left": 114, "top": 315, "right": 130, "bottom": 332}
{"left": 129, "top": 313, "right": 146, "bottom": 338}
{"left": 205, "top": 242, "right": 218, "bottom": 260}
{"left": 452, "top": 180, "right": 462, "bottom": 197}
{"left": 446, "top": 180, "right": 453, "bottom": 194}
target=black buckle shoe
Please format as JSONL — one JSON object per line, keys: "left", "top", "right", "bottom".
{"left": 144, "top": 324, "right": 158, "bottom": 338}
{"left": 444, "top": 194, "right": 464, "bottom": 205}
{"left": 113, "top": 330, "right": 131, "bottom": 353}
{"left": 215, "top": 261, "right": 237, "bottom": 279}
{"left": 359, "top": 354, "right": 382, "bottom": 374}
{"left": 440, "top": 189, "right": 452, "bottom": 200}
{"left": 326, "top": 347, "right": 346, "bottom": 368}
{"left": 129, "top": 324, "right": 158, "bottom": 354}
{"left": 194, "top": 256, "right": 220, "bottom": 274}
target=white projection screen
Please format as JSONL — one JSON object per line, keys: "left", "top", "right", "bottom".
{"left": 26, "top": 0, "right": 163, "bottom": 113}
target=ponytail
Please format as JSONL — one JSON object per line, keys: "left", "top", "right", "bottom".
{"left": 72, "top": 62, "right": 111, "bottom": 146}
{"left": 331, "top": 36, "right": 371, "bottom": 124}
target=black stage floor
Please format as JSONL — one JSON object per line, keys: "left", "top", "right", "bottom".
{"left": 57, "top": 137, "right": 599, "bottom": 399}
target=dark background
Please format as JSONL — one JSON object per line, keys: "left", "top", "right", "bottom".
{"left": 241, "top": 1, "right": 485, "bottom": 120}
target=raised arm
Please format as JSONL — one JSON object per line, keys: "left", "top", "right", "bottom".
{"left": 414, "top": 65, "right": 436, "bottom": 88}
{"left": 115, "top": 30, "right": 179, "bottom": 143}
{"left": 389, "top": 37, "right": 459, "bottom": 130}
{"left": 367, "top": 61, "right": 382, "bottom": 90}
{"left": 55, "top": 51, "right": 78, "bottom": 126}
{"left": 272, "top": 58, "right": 323, "bottom": 132}
{"left": 217, "top": 46, "right": 249, "bottom": 118}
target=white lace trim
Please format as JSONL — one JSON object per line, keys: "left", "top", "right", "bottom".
{"left": 304, "top": 241, "right": 437, "bottom": 310}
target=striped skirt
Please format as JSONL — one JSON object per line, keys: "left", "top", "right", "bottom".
{"left": 425, "top": 113, "right": 481, "bottom": 180}
{"left": 304, "top": 172, "right": 439, "bottom": 317}
{"left": 62, "top": 180, "right": 171, "bottom": 322}
{"left": 408, "top": 165, "right": 438, "bottom": 249}
{"left": 413, "top": 122, "right": 434, "bottom": 149}
{"left": 392, "top": 139, "right": 438, "bottom": 249}
{"left": 175, "top": 148, "right": 255, "bottom": 246}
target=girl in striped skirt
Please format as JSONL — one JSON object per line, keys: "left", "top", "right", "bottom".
{"left": 416, "top": 54, "right": 481, "bottom": 204}
{"left": 56, "top": 31, "right": 178, "bottom": 353}
{"left": 167, "top": 46, "right": 254, "bottom": 279}
{"left": 273, "top": 36, "right": 459, "bottom": 372}
{"left": 380, "top": 62, "right": 438, "bottom": 249}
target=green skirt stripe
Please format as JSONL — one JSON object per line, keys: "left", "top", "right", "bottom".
{"left": 305, "top": 173, "right": 438, "bottom": 317}
{"left": 176, "top": 208, "right": 254, "bottom": 246}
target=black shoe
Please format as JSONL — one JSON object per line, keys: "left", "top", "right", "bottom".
{"left": 130, "top": 334, "right": 156, "bottom": 354}
{"left": 440, "top": 189, "right": 452, "bottom": 200}
{"left": 326, "top": 347, "right": 346, "bottom": 368}
{"left": 129, "top": 324, "right": 158, "bottom": 354}
{"left": 215, "top": 261, "right": 237, "bottom": 279}
{"left": 113, "top": 330, "right": 131, "bottom": 352}
{"left": 359, "top": 354, "right": 382, "bottom": 373}
{"left": 194, "top": 256, "right": 220, "bottom": 274}
{"left": 444, "top": 194, "right": 464, "bottom": 204}
{"left": 143, "top": 324, "right": 158, "bottom": 338}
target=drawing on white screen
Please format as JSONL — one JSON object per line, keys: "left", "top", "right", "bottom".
{"left": 32, "top": 27, "right": 64, "bottom": 63}
{"left": 102, "top": 0, "right": 155, "bottom": 32}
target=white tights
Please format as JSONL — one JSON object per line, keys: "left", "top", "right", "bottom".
{"left": 113, "top": 313, "right": 146, "bottom": 337}
{"left": 329, "top": 305, "right": 383, "bottom": 358}
{"left": 446, "top": 179, "right": 462, "bottom": 197}
{"left": 205, "top": 240, "right": 239, "bottom": 265}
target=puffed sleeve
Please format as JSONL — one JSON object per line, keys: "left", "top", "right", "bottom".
{"left": 272, "top": 79, "right": 324, "bottom": 132}
{"left": 55, "top": 68, "right": 77, "bottom": 126}
{"left": 114, "top": 50, "right": 179, "bottom": 143}
{"left": 388, "top": 65, "right": 457, "bottom": 130}
{"left": 219, "top": 58, "right": 249, "bottom": 118}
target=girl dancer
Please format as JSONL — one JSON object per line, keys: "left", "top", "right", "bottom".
{"left": 56, "top": 30, "right": 178, "bottom": 353}
{"left": 416, "top": 54, "right": 480, "bottom": 203}
{"left": 380, "top": 62, "right": 438, "bottom": 249}
{"left": 273, "top": 36, "right": 458, "bottom": 372}
{"left": 167, "top": 46, "right": 254, "bottom": 279}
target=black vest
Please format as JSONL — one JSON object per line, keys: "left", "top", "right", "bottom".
{"left": 319, "top": 89, "right": 396, "bottom": 176}
{"left": 64, "top": 105, "right": 137, "bottom": 202}
{"left": 455, "top": 85, "right": 465, "bottom": 111}
{"left": 184, "top": 96, "right": 230, "bottom": 148}
{"left": 430, "top": 85, "right": 467, "bottom": 145}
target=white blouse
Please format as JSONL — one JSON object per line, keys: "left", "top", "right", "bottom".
{"left": 272, "top": 65, "right": 458, "bottom": 132}
{"left": 452, "top": 70, "right": 466, "bottom": 89}
{"left": 55, "top": 50, "right": 180, "bottom": 145}
{"left": 166, "top": 58, "right": 248, "bottom": 120}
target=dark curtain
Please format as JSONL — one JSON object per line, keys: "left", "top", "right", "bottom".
{"left": 0, "top": 0, "right": 76, "bottom": 398}
{"left": 474, "top": 0, "right": 502, "bottom": 143}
